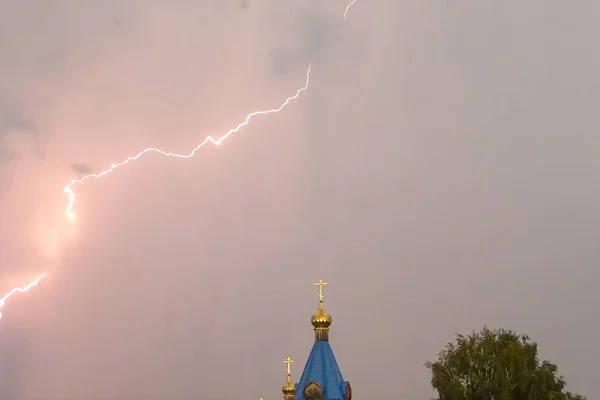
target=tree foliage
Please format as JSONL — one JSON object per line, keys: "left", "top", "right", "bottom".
{"left": 426, "top": 327, "right": 585, "bottom": 400}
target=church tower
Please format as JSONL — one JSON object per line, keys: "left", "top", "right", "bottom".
{"left": 292, "top": 280, "right": 352, "bottom": 400}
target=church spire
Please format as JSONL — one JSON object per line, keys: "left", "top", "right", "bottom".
{"left": 282, "top": 357, "right": 296, "bottom": 400}
{"left": 294, "top": 280, "right": 351, "bottom": 400}
{"left": 311, "top": 279, "right": 332, "bottom": 342}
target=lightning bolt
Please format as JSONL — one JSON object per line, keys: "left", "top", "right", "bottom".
{"left": 344, "top": 0, "right": 358, "bottom": 19}
{"left": 64, "top": 65, "right": 311, "bottom": 220}
{"left": 0, "top": 67, "right": 309, "bottom": 320}
{"left": 0, "top": 0, "right": 358, "bottom": 320}
{"left": 0, "top": 273, "right": 46, "bottom": 319}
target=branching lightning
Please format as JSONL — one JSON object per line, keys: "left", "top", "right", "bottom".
{"left": 0, "top": 0, "right": 358, "bottom": 320}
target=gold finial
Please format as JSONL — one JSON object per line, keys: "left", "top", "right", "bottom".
{"left": 314, "top": 279, "right": 327, "bottom": 308}
{"left": 282, "top": 357, "right": 296, "bottom": 397}
{"left": 285, "top": 357, "right": 294, "bottom": 376}
{"left": 311, "top": 280, "right": 332, "bottom": 338}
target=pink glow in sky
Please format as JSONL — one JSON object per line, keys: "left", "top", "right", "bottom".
{"left": 1, "top": 1, "right": 599, "bottom": 399}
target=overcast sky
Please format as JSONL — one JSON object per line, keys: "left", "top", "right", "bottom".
{"left": 1, "top": 0, "right": 599, "bottom": 399}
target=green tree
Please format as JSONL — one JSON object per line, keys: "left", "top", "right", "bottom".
{"left": 425, "top": 327, "right": 586, "bottom": 400}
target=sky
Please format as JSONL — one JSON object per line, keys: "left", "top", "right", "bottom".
{"left": 0, "top": 0, "right": 599, "bottom": 399}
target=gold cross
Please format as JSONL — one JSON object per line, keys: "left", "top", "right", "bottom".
{"left": 284, "top": 357, "right": 294, "bottom": 375}
{"left": 314, "top": 279, "right": 327, "bottom": 304}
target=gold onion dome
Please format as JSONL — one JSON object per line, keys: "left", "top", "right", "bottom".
{"left": 282, "top": 380, "right": 296, "bottom": 396}
{"left": 311, "top": 306, "right": 332, "bottom": 329}
{"left": 283, "top": 357, "right": 296, "bottom": 397}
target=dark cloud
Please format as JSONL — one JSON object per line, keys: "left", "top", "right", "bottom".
{"left": 0, "top": 148, "right": 18, "bottom": 197}
{"left": 0, "top": 100, "right": 34, "bottom": 136}
{"left": 0, "top": 1, "right": 598, "bottom": 399}
{"left": 0, "top": 98, "right": 41, "bottom": 166}
{"left": 0, "top": 106, "right": 33, "bottom": 134}
{"left": 69, "top": 163, "right": 93, "bottom": 175}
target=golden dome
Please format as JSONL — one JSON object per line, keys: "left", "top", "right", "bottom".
{"left": 282, "top": 380, "right": 296, "bottom": 395}
{"left": 311, "top": 306, "right": 332, "bottom": 329}
{"left": 283, "top": 357, "right": 296, "bottom": 397}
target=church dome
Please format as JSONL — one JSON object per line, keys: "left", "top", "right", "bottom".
{"left": 311, "top": 307, "right": 332, "bottom": 329}
{"left": 283, "top": 357, "right": 296, "bottom": 398}
{"left": 282, "top": 380, "right": 296, "bottom": 396}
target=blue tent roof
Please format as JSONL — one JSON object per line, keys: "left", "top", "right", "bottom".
{"left": 294, "top": 340, "right": 348, "bottom": 400}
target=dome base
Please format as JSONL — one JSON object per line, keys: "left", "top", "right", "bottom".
{"left": 314, "top": 328, "right": 329, "bottom": 342}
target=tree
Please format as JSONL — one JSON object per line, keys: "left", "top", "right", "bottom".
{"left": 425, "top": 327, "right": 586, "bottom": 400}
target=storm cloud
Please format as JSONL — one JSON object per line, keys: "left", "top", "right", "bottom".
{"left": 0, "top": 1, "right": 598, "bottom": 400}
